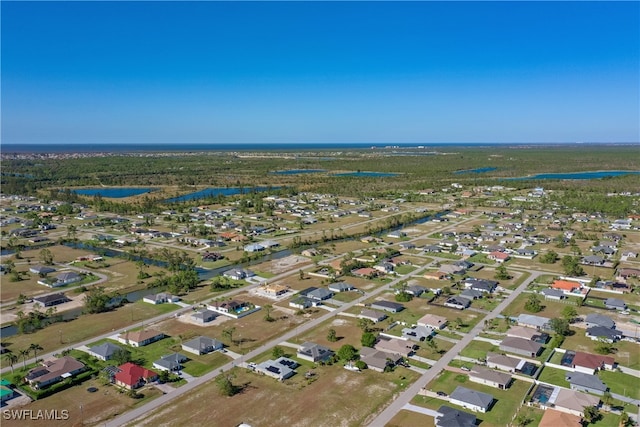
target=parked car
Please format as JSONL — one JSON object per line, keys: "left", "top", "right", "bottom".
{"left": 437, "top": 391, "right": 447, "bottom": 397}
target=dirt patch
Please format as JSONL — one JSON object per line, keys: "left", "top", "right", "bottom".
{"left": 264, "top": 255, "right": 311, "bottom": 274}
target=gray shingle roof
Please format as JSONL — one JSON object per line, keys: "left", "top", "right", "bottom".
{"left": 565, "top": 372, "right": 607, "bottom": 392}
{"left": 450, "top": 386, "right": 494, "bottom": 409}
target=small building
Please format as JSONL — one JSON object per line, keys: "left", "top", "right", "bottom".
{"left": 586, "top": 326, "right": 623, "bottom": 343}
{"left": 153, "top": 353, "right": 188, "bottom": 372}
{"left": 565, "top": 372, "right": 608, "bottom": 395}
{"left": 584, "top": 313, "right": 615, "bottom": 329}
{"left": 449, "top": 386, "right": 494, "bottom": 413}
{"left": 25, "top": 356, "right": 85, "bottom": 389}
{"left": 486, "top": 352, "right": 523, "bottom": 373}
{"left": 223, "top": 268, "right": 254, "bottom": 281}
{"left": 289, "top": 296, "right": 314, "bottom": 310}
{"left": 463, "top": 278, "right": 498, "bottom": 293}
{"left": 516, "top": 314, "right": 551, "bottom": 331}
{"left": 572, "top": 351, "right": 616, "bottom": 374}
{"left": 87, "top": 342, "right": 123, "bottom": 361}
{"left": 402, "top": 325, "right": 434, "bottom": 342}
{"left": 359, "top": 347, "right": 403, "bottom": 373}
{"left": 190, "top": 309, "right": 218, "bottom": 324}
{"left": 118, "top": 330, "right": 165, "bottom": 347}
{"left": 307, "top": 288, "right": 334, "bottom": 301}
{"left": 182, "top": 336, "right": 223, "bottom": 355}
{"left": 435, "top": 405, "right": 476, "bottom": 427}
{"left": 444, "top": 296, "right": 471, "bottom": 310}
{"left": 374, "top": 336, "right": 414, "bottom": 357}
{"left": 29, "top": 265, "right": 56, "bottom": 276}
{"left": 358, "top": 309, "right": 387, "bottom": 323}
{"left": 549, "top": 388, "right": 600, "bottom": 417}
{"left": 604, "top": 298, "right": 627, "bottom": 311}
{"left": 255, "top": 357, "right": 298, "bottom": 381}
{"left": 328, "top": 282, "right": 354, "bottom": 293}
{"left": 538, "top": 409, "right": 582, "bottom": 427}
{"left": 33, "top": 293, "right": 69, "bottom": 307}
{"left": 37, "top": 271, "right": 82, "bottom": 288}
{"left": 468, "top": 366, "right": 512, "bottom": 390}
{"left": 370, "top": 300, "right": 404, "bottom": 313}
{"left": 114, "top": 363, "right": 158, "bottom": 390}
{"left": 499, "top": 336, "right": 542, "bottom": 358}
{"left": 143, "top": 293, "right": 180, "bottom": 305}
{"left": 506, "top": 326, "right": 549, "bottom": 343}
{"left": 417, "top": 313, "right": 448, "bottom": 330}
{"left": 540, "top": 288, "right": 565, "bottom": 301}
{"left": 297, "top": 342, "right": 334, "bottom": 363}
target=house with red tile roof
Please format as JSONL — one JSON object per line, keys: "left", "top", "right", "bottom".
{"left": 488, "top": 251, "right": 510, "bottom": 263}
{"left": 571, "top": 351, "right": 615, "bottom": 374}
{"left": 552, "top": 280, "right": 580, "bottom": 292}
{"left": 114, "top": 363, "right": 158, "bottom": 390}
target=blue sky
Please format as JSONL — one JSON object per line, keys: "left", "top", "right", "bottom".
{"left": 2, "top": 1, "right": 639, "bottom": 144}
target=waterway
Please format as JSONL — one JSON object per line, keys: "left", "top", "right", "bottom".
{"left": 508, "top": 170, "right": 640, "bottom": 180}
{"left": 71, "top": 188, "right": 154, "bottom": 198}
{"left": 165, "top": 186, "right": 279, "bottom": 203}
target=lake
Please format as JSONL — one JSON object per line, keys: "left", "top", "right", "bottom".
{"left": 454, "top": 167, "right": 497, "bottom": 174}
{"left": 165, "top": 186, "right": 279, "bottom": 203}
{"left": 72, "top": 188, "right": 153, "bottom": 198}
{"left": 271, "top": 169, "right": 327, "bottom": 175}
{"left": 509, "top": 170, "right": 640, "bottom": 180}
{"left": 332, "top": 171, "right": 399, "bottom": 177}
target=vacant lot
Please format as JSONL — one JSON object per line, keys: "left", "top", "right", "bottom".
{"left": 2, "top": 377, "right": 162, "bottom": 427}
{"left": 386, "top": 409, "right": 435, "bottom": 427}
{"left": 132, "top": 364, "right": 420, "bottom": 427}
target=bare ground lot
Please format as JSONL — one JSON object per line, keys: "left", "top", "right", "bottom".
{"left": 131, "top": 364, "right": 420, "bottom": 427}
{"left": 2, "top": 378, "right": 162, "bottom": 427}
{"left": 386, "top": 409, "right": 435, "bottom": 427}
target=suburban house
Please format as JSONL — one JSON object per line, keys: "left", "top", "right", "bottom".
{"left": 549, "top": 388, "right": 601, "bottom": 417}
{"left": 182, "top": 336, "right": 224, "bottom": 355}
{"left": 604, "top": 298, "right": 627, "bottom": 311}
{"left": 118, "top": 330, "right": 165, "bottom": 347}
{"left": 463, "top": 278, "right": 497, "bottom": 293}
{"left": 374, "top": 336, "right": 414, "bottom": 357}
{"left": 585, "top": 313, "right": 616, "bottom": 329}
{"left": 359, "top": 347, "right": 403, "bottom": 373}
{"left": 571, "top": 351, "right": 615, "bottom": 374}
{"left": 516, "top": 314, "right": 551, "bottom": 331}
{"left": 153, "top": 353, "right": 188, "bottom": 372}
{"left": 404, "top": 285, "right": 427, "bottom": 297}
{"left": 435, "top": 406, "right": 476, "bottom": 427}
{"left": 143, "top": 292, "right": 180, "bottom": 305}
{"left": 289, "top": 296, "right": 314, "bottom": 310}
{"left": 25, "top": 356, "right": 85, "bottom": 389}
{"left": 486, "top": 352, "right": 523, "bottom": 373}
{"left": 488, "top": 251, "right": 510, "bottom": 263}
{"left": 586, "top": 326, "right": 623, "bottom": 343}
{"left": 449, "top": 386, "right": 494, "bottom": 413}
{"left": 255, "top": 357, "right": 298, "bottom": 381}
{"left": 540, "top": 288, "right": 566, "bottom": 301}
{"left": 565, "top": 372, "right": 608, "bottom": 395}
{"left": 358, "top": 309, "right": 388, "bottom": 323}
{"left": 461, "top": 289, "right": 484, "bottom": 300}
{"left": 33, "top": 293, "right": 69, "bottom": 307}
{"left": 307, "top": 288, "right": 334, "bottom": 301}
{"left": 551, "top": 279, "right": 582, "bottom": 294}
{"left": 223, "top": 268, "right": 254, "bottom": 281}
{"left": 114, "top": 362, "right": 158, "bottom": 390}
{"left": 506, "top": 326, "right": 549, "bottom": 343}
{"left": 417, "top": 314, "right": 448, "bottom": 330}
{"left": 38, "top": 271, "right": 82, "bottom": 288}
{"left": 444, "top": 296, "right": 471, "bottom": 310}
{"left": 499, "top": 336, "right": 542, "bottom": 358}
{"left": 370, "top": 300, "right": 404, "bottom": 313}
{"left": 468, "top": 365, "right": 512, "bottom": 389}
{"left": 328, "top": 282, "right": 354, "bottom": 293}
{"left": 402, "top": 325, "right": 434, "bottom": 342}
{"left": 190, "top": 309, "right": 218, "bottom": 324}
{"left": 538, "top": 409, "right": 582, "bottom": 427}
{"left": 87, "top": 342, "right": 123, "bottom": 361}
{"left": 297, "top": 342, "right": 334, "bottom": 363}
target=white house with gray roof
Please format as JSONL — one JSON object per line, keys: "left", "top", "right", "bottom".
{"left": 87, "top": 342, "right": 123, "bottom": 361}
{"left": 449, "top": 386, "right": 494, "bottom": 413}
{"left": 297, "top": 342, "right": 334, "bottom": 363}
{"left": 585, "top": 314, "right": 615, "bottom": 329}
{"left": 565, "top": 372, "right": 608, "bottom": 395}
{"left": 182, "top": 336, "right": 223, "bottom": 355}
{"left": 516, "top": 314, "right": 551, "bottom": 330}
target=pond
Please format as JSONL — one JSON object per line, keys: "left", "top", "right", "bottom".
{"left": 71, "top": 188, "right": 154, "bottom": 198}
{"left": 165, "top": 186, "right": 279, "bottom": 203}
{"left": 508, "top": 170, "right": 640, "bottom": 180}
{"left": 271, "top": 169, "right": 327, "bottom": 175}
{"left": 454, "top": 167, "right": 497, "bottom": 174}
{"left": 332, "top": 171, "right": 399, "bottom": 177}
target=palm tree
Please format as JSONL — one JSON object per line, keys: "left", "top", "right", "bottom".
{"left": 3, "top": 353, "right": 18, "bottom": 373}
{"left": 29, "top": 343, "right": 43, "bottom": 362}
{"left": 19, "top": 349, "right": 30, "bottom": 369}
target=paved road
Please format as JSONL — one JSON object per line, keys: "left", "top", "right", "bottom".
{"left": 106, "top": 262, "right": 436, "bottom": 427}
{"left": 367, "top": 270, "right": 543, "bottom": 427}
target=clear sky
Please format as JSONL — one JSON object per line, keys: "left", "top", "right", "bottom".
{"left": 2, "top": 1, "right": 639, "bottom": 145}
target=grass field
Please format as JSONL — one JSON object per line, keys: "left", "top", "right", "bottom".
{"left": 537, "top": 365, "right": 570, "bottom": 388}
{"left": 458, "top": 340, "right": 499, "bottom": 361}
{"left": 598, "top": 370, "right": 640, "bottom": 400}
{"left": 416, "top": 370, "right": 532, "bottom": 427}
{"left": 131, "top": 363, "right": 421, "bottom": 427}
{"left": 0, "top": 300, "right": 180, "bottom": 362}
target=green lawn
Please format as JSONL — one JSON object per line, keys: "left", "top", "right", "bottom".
{"left": 598, "top": 370, "right": 640, "bottom": 400}
{"left": 458, "top": 340, "right": 499, "bottom": 361}
{"left": 395, "top": 265, "right": 417, "bottom": 275}
{"left": 590, "top": 413, "right": 625, "bottom": 427}
{"left": 418, "top": 370, "right": 532, "bottom": 427}
{"left": 537, "top": 366, "right": 570, "bottom": 388}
